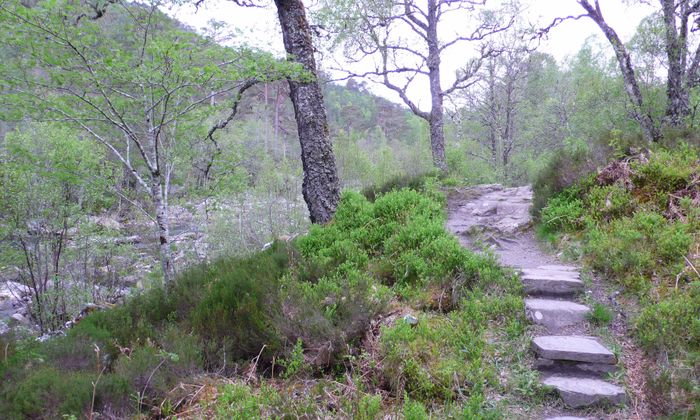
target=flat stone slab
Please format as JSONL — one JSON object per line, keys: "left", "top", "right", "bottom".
{"left": 521, "top": 274, "right": 584, "bottom": 295}
{"left": 520, "top": 268, "right": 580, "bottom": 279}
{"left": 525, "top": 298, "right": 590, "bottom": 329}
{"left": 532, "top": 336, "right": 616, "bottom": 364}
{"left": 543, "top": 375, "right": 626, "bottom": 408}
{"left": 537, "top": 264, "right": 580, "bottom": 272}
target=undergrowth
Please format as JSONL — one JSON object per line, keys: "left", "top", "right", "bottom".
{"left": 0, "top": 178, "right": 526, "bottom": 418}
{"left": 535, "top": 144, "right": 700, "bottom": 416}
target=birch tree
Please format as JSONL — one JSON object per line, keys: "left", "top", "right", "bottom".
{"left": 575, "top": 0, "right": 700, "bottom": 139}
{"left": 322, "top": 0, "right": 516, "bottom": 172}
{"left": 0, "top": 0, "right": 302, "bottom": 284}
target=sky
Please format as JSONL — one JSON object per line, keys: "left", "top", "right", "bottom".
{"left": 166, "top": 0, "right": 657, "bottom": 109}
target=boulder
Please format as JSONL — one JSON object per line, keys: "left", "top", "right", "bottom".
{"left": 9, "top": 313, "right": 32, "bottom": 328}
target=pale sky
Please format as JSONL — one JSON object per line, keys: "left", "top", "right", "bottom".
{"left": 165, "top": 0, "right": 657, "bottom": 110}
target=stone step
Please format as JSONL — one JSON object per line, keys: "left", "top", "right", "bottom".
{"left": 532, "top": 336, "right": 616, "bottom": 364}
{"left": 537, "top": 264, "right": 580, "bottom": 272}
{"left": 521, "top": 268, "right": 580, "bottom": 279}
{"left": 521, "top": 273, "right": 584, "bottom": 296}
{"left": 525, "top": 298, "right": 590, "bottom": 329}
{"left": 542, "top": 374, "right": 626, "bottom": 408}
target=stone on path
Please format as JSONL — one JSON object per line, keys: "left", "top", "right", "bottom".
{"left": 542, "top": 375, "right": 626, "bottom": 408}
{"left": 525, "top": 298, "right": 590, "bottom": 329}
{"left": 521, "top": 268, "right": 580, "bottom": 279}
{"left": 532, "top": 336, "right": 616, "bottom": 364}
{"left": 521, "top": 273, "right": 584, "bottom": 295}
{"left": 537, "top": 264, "right": 580, "bottom": 272}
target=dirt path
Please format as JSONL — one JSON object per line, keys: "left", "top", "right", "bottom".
{"left": 446, "top": 184, "right": 556, "bottom": 269}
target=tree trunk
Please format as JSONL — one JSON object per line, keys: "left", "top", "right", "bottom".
{"left": 274, "top": 84, "right": 283, "bottom": 159}
{"left": 662, "top": 0, "right": 690, "bottom": 126}
{"left": 426, "top": 0, "right": 447, "bottom": 173}
{"left": 486, "top": 61, "right": 498, "bottom": 166}
{"left": 151, "top": 175, "right": 175, "bottom": 284}
{"left": 274, "top": 0, "right": 340, "bottom": 224}
{"left": 502, "top": 77, "right": 515, "bottom": 169}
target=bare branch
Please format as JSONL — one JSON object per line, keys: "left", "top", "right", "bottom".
{"left": 532, "top": 13, "right": 588, "bottom": 40}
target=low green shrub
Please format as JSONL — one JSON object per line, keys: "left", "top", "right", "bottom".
{"left": 192, "top": 249, "right": 289, "bottom": 368}
{"left": 1, "top": 367, "right": 131, "bottom": 419}
{"left": 215, "top": 382, "right": 285, "bottom": 419}
{"left": 380, "top": 289, "right": 521, "bottom": 405}
{"left": 360, "top": 173, "right": 437, "bottom": 202}
{"left": 586, "top": 185, "right": 635, "bottom": 222}
{"left": 277, "top": 338, "right": 308, "bottom": 379}
{"left": 632, "top": 146, "right": 698, "bottom": 194}
{"left": 532, "top": 137, "right": 603, "bottom": 217}
{"left": 584, "top": 212, "right": 691, "bottom": 291}
{"left": 539, "top": 192, "right": 585, "bottom": 233}
{"left": 402, "top": 395, "right": 429, "bottom": 420}
{"left": 635, "top": 283, "right": 700, "bottom": 354}
{"left": 356, "top": 394, "right": 382, "bottom": 420}
{"left": 635, "top": 283, "right": 700, "bottom": 415}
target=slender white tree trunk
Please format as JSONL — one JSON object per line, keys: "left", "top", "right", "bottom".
{"left": 151, "top": 175, "right": 175, "bottom": 284}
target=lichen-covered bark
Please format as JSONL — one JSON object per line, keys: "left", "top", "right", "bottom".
{"left": 151, "top": 175, "right": 175, "bottom": 284}
{"left": 274, "top": 0, "right": 340, "bottom": 224}
{"left": 428, "top": 54, "right": 447, "bottom": 172}
{"left": 426, "top": 0, "right": 447, "bottom": 173}
{"left": 661, "top": 0, "right": 690, "bottom": 126}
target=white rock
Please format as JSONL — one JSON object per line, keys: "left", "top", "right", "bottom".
{"left": 9, "top": 313, "right": 31, "bottom": 327}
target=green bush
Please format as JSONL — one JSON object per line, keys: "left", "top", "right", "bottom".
{"left": 360, "top": 173, "right": 437, "bottom": 202}
{"left": 215, "top": 382, "right": 285, "bottom": 419}
{"left": 632, "top": 146, "right": 698, "bottom": 194}
{"left": 635, "top": 283, "right": 700, "bottom": 416}
{"left": 532, "top": 137, "right": 602, "bottom": 217}
{"left": 586, "top": 185, "right": 635, "bottom": 222}
{"left": 356, "top": 394, "right": 382, "bottom": 420}
{"left": 402, "top": 395, "right": 429, "bottom": 420}
{"left": 192, "top": 249, "right": 289, "bottom": 367}
{"left": 298, "top": 189, "right": 447, "bottom": 286}
{"left": 635, "top": 283, "right": 700, "bottom": 354}
{"left": 379, "top": 288, "right": 520, "bottom": 405}
{"left": 539, "top": 192, "right": 585, "bottom": 233}
{"left": 1, "top": 367, "right": 130, "bottom": 419}
{"left": 584, "top": 212, "right": 691, "bottom": 290}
